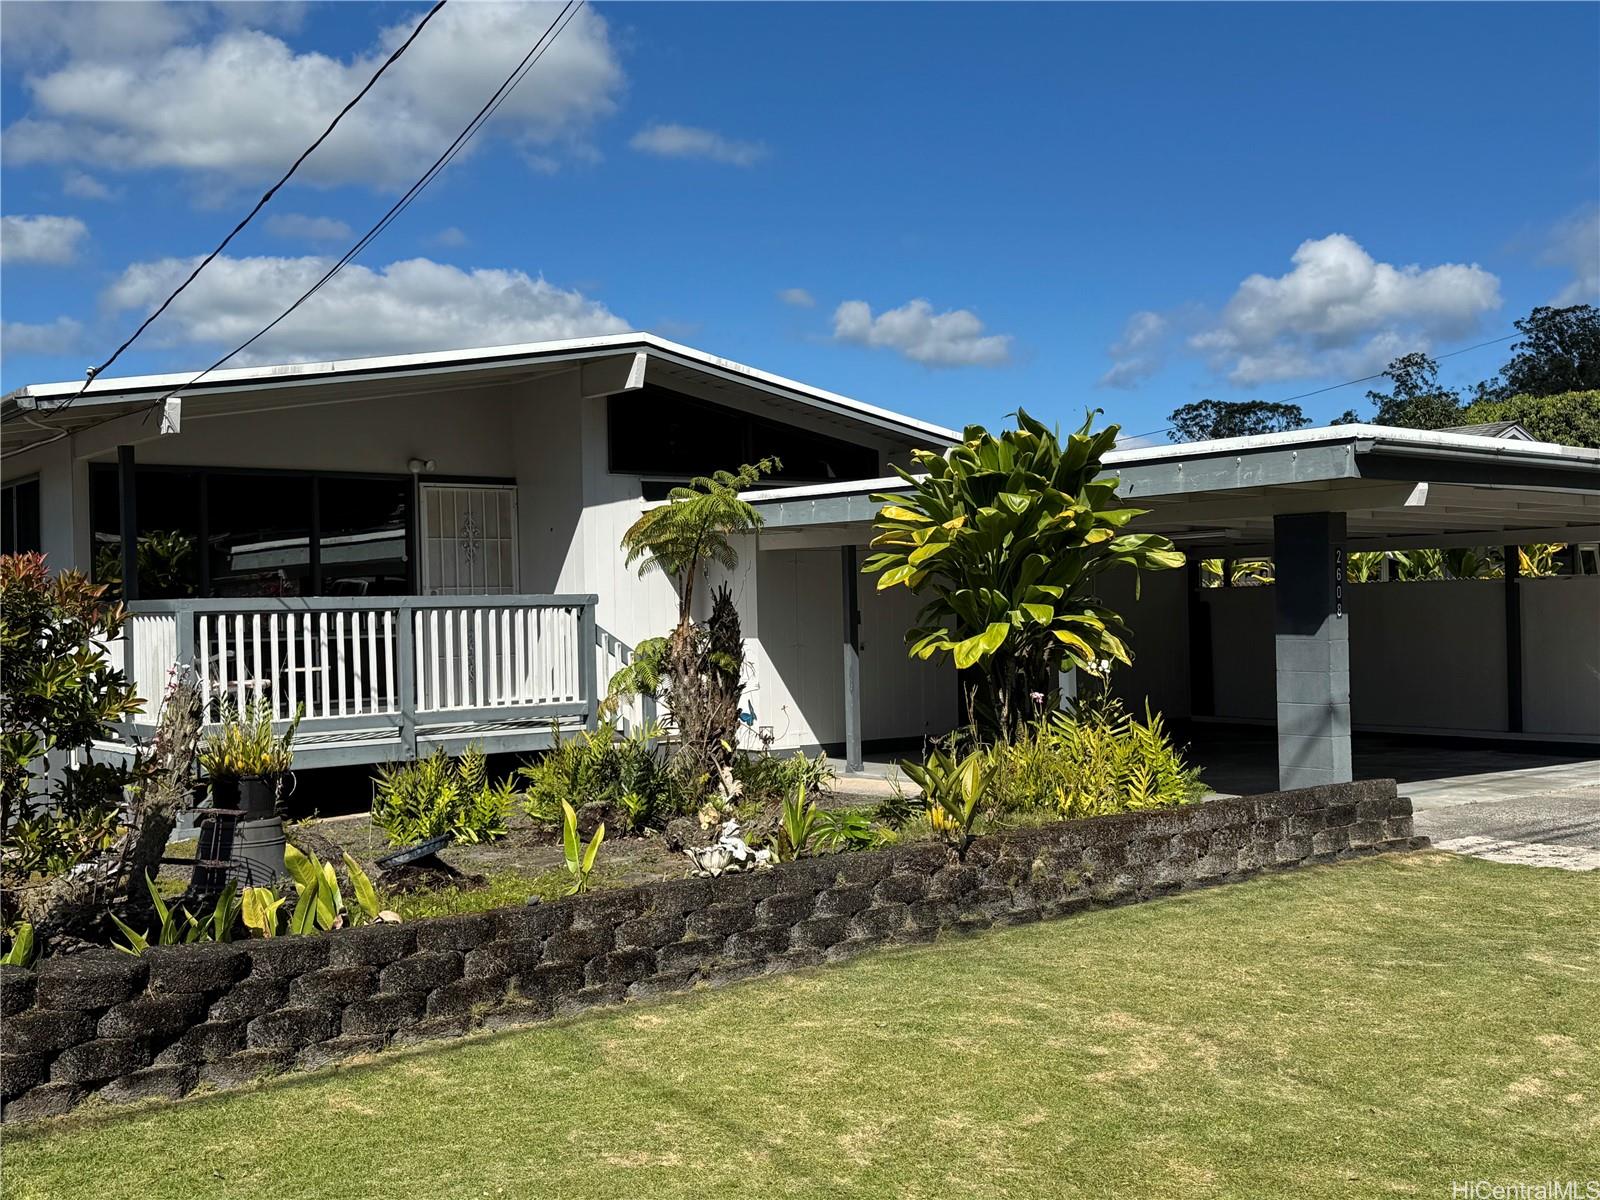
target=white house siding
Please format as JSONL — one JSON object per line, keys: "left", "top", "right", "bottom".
{"left": 1110, "top": 573, "right": 1597, "bottom": 739}
{"left": 747, "top": 546, "right": 957, "bottom": 753}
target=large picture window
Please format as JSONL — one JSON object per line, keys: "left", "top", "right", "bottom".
{"left": 89, "top": 465, "right": 417, "bottom": 599}
{"left": 608, "top": 386, "right": 879, "bottom": 483}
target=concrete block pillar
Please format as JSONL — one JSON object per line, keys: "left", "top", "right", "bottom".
{"left": 1272, "top": 512, "right": 1351, "bottom": 789}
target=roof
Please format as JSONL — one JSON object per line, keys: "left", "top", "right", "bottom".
{"left": 742, "top": 423, "right": 1600, "bottom": 553}
{"left": 1443, "top": 420, "right": 1535, "bottom": 441}
{"left": 1, "top": 332, "right": 960, "bottom": 453}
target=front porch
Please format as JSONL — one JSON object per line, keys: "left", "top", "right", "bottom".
{"left": 106, "top": 594, "right": 651, "bottom": 769}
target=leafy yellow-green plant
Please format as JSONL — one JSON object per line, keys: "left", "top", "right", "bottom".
{"left": 900, "top": 747, "right": 996, "bottom": 861}
{"left": 373, "top": 745, "right": 511, "bottom": 846}
{"left": 1, "top": 922, "right": 37, "bottom": 967}
{"left": 110, "top": 875, "right": 240, "bottom": 955}
{"left": 561, "top": 799, "right": 604, "bottom": 895}
{"left": 988, "top": 702, "right": 1203, "bottom": 820}
{"left": 241, "top": 886, "right": 285, "bottom": 938}
{"left": 866, "top": 409, "right": 1182, "bottom": 741}
{"left": 199, "top": 695, "right": 301, "bottom": 779}
{"left": 772, "top": 781, "right": 822, "bottom": 862}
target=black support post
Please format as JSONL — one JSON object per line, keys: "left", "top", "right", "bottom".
{"left": 1186, "top": 556, "right": 1215, "bottom": 718}
{"left": 841, "top": 544, "right": 863, "bottom": 774}
{"left": 1504, "top": 545, "right": 1523, "bottom": 733}
{"left": 117, "top": 444, "right": 139, "bottom": 602}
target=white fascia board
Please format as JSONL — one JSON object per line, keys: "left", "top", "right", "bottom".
{"left": 7, "top": 332, "right": 959, "bottom": 447}
{"left": 1103, "top": 423, "right": 1600, "bottom": 466}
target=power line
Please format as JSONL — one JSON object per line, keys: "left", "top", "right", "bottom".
{"left": 122, "top": 0, "right": 584, "bottom": 419}
{"left": 61, "top": 0, "right": 449, "bottom": 410}
{"left": 8, "top": 0, "right": 583, "bottom": 462}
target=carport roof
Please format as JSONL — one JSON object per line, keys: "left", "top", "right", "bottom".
{"left": 742, "top": 424, "right": 1600, "bottom": 554}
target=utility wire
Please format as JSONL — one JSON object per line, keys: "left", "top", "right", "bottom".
{"left": 60, "top": 0, "right": 449, "bottom": 410}
{"left": 6, "top": 0, "right": 583, "bottom": 462}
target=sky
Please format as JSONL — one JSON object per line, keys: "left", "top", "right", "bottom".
{"left": 1, "top": 1, "right": 1597, "bottom": 440}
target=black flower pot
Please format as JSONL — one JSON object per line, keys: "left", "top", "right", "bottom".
{"left": 209, "top": 775, "right": 276, "bottom": 818}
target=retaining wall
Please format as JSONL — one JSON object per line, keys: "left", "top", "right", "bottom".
{"left": 0, "top": 779, "right": 1421, "bottom": 1121}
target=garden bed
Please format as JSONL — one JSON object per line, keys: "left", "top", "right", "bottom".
{"left": 2, "top": 778, "right": 1421, "bottom": 1123}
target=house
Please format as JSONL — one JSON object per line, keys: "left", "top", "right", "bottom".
{"left": 0, "top": 335, "right": 961, "bottom": 771}
{"left": 3, "top": 335, "right": 1598, "bottom": 791}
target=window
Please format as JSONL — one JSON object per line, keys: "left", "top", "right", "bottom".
{"left": 1, "top": 477, "right": 41, "bottom": 556}
{"left": 608, "top": 386, "right": 879, "bottom": 483}
{"left": 90, "top": 465, "right": 415, "bottom": 598}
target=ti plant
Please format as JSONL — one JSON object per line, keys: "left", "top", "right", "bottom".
{"left": 865, "top": 409, "right": 1183, "bottom": 741}
{"left": 901, "top": 747, "right": 997, "bottom": 861}
{"left": 561, "top": 799, "right": 605, "bottom": 895}
{"left": 1, "top": 922, "right": 37, "bottom": 967}
{"left": 772, "top": 781, "right": 823, "bottom": 862}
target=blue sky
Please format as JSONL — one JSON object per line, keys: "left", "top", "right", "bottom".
{"left": 2, "top": 1, "right": 1597, "bottom": 438}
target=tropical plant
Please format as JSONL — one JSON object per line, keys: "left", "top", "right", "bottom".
{"left": 730, "top": 748, "right": 835, "bottom": 808}
{"left": 241, "top": 886, "right": 286, "bottom": 938}
{"left": 0, "top": 554, "right": 142, "bottom": 880}
{"left": 198, "top": 694, "right": 301, "bottom": 780}
{"left": 771, "top": 782, "right": 823, "bottom": 862}
{"left": 616, "top": 460, "right": 778, "bottom": 790}
{"left": 815, "top": 806, "right": 894, "bottom": 852}
{"left": 278, "top": 843, "right": 384, "bottom": 934}
{"left": 1, "top": 923, "right": 37, "bottom": 967}
{"left": 92, "top": 529, "right": 199, "bottom": 601}
{"left": 110, "top": 875, "right": 241, "bottom": 954}
{"left": 560, "top": 799, "right": 605, "bottom": 894}
{"left": 373, "top": 745, "right": 512, "bottom": 846}
{"left": 518, "top": 721, "right": 686, "bottom": 832}
{"left": 866, "top": 410, "right": 1183, "bottom": 741}
{"left": 1198, "top": 558, "right": 1275, "bottom": 587}
{"left": 1518, "top": 542, "right": 1567, "bottom": 578}
{"left": 901, "top": 746, "right": 996, "bottom": 861}
{"left": 987, "top": 701, "right": 1203, "bottom": 821}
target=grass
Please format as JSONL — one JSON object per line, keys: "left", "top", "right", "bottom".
{"left": 5, "top": 852, "right": 1595, "bottom": 1199}
{"left": 381, "top": 867, "right": 576, "bottom": 919}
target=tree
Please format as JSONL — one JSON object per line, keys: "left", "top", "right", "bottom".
{"left": 1498, "top": 305, "right": 1600, "bottom": 397}
{"left": 1364, "top": 352, "right": 1463, "bottom": 429}
{"left": 1167, "top": 399, "right": 1309, "bottom": 442}
{"left": 865, "top": 410, "right": 1183, "bottom": 742}
{"left": 617, "top": 461, "right": 777, "bottom": 790}
{"left": 1457, "top": 389, "right": 1600, "bottom": 448}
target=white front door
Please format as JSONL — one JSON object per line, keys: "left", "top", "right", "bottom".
{"left": 420, "top": 484, "right": 519, "bottom": 596}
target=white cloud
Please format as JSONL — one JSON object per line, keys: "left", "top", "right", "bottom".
{"left": 2, "top": 316, "right": 84, "bottom": 355}
{"left": 0, "top": 214, "right": 88, "bottom": 264}
{"left": 629, "top": 123, "right": 767, "bottom": 167}
{"left": 429, "top": 226, "right": 470, "bottom": 249}
{"left": 62, "top": 170, "right": 115, "bottom": 200}
{"left": 1187, "top": 234, "right": 1500, "bottom": 386}
{"left": 832, "top": 298, "right": 1012, "bottom": 367}
{"left": 264, "top": 213, "right": 353, "bottom": 243}
{"left": 1098, "top": 310, "right": 1166, "bottom": 389}
{"left": 1541, "top": 207, "right": 1600, "bottom": 307}
{"left": 101, "top": 253, "right": 631, "bottom": 363}
{"left": 4, "top": 3, "right": 622, "bottom": 188}
{"left": 777, "top": 287, "right": 815, "bottom": 308}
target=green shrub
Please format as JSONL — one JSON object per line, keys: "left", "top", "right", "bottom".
{"left": 0, "top": 553, "right": 142, "bottom": 881}
{"left": 989, "top": 702, "right": 1203, "bottom": 820}
{"left": 815, "top": 806, "right": 895, "bottom": 851}
{"left": 372, "top": 745, "right": 512, "bottom": 846}
{"left": 730, "top": 748, "right": 835, "bottom": 808}
{"left": 518, "top": 721, "right": 686, "bottom": 833}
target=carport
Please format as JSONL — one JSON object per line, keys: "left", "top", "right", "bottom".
{"left": 743, "top": 424, "right": 1600, "bottom": 789}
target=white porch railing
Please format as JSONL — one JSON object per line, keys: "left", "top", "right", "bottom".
{"left": 119, "top": 595, "right": 599, "bottom": 754}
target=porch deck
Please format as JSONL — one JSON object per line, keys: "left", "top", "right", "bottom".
{"left": 103, "top": 594, "right": 650, "bottom": 770}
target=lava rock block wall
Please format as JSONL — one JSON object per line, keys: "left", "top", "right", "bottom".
{"left": 0, "top": 779, "right": 1420, "bottom": 1121}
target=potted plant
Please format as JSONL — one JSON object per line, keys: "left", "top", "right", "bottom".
{"left": 199, "top": 696, "right": 301, "bottom": 818}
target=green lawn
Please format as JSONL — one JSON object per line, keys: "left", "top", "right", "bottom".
{"left": 5, "top": 853, "right": 1595, "bottom": 1199}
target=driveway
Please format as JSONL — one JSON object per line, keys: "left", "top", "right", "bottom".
{"left": 1412, "top": 782, "right": 1600, "bottom": 872}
